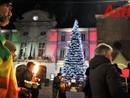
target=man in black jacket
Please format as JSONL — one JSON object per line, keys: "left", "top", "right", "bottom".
{"left": 89, "top": 43, "right": 130, "bottom": 98}
{"left": 52, "top": 73, "right": 62, "bottom": 98}
{"left": 19, "top": 61, "right": 39, "bottom": 98}
{"left": 83, "top": 67, "right": 92, "bottom": 98}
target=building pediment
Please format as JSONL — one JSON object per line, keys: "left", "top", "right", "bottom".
{"left": 18, "top": 10, "right": 52, "bottom": 21}
{"left": 15, "top": 10, "right": 57, "bottom": 28}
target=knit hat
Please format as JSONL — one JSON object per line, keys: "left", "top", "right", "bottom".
{"left": 0, "top": 0, "right": 13, "bottom": 5}
{"left": 5, "top": 40, "right": 16, "bottom": 51}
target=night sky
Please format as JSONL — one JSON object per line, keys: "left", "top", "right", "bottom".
{"left": 2, "top": 0, "right": 127, "bottom": 29}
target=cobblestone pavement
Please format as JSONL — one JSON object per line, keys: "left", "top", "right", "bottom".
{"left": 38, "top": 83, "right": 52, "bottom": 98}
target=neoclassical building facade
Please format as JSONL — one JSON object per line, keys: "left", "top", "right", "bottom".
{"left": 1, "top": 9, "right": 97, "bottom": 80}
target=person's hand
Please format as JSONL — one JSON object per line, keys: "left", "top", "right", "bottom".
{"left": 19, "top": 87, "right": 28, "bottom": 92}
{"left": 19, "top": 87, "right": 32, "bottom": 98}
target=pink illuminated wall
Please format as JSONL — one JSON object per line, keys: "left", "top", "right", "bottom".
{"left": 46, "top": 44, "right": 57, "bottom": 63}
{"left": 48, "top": 29, "right": 58, "bottom": 42}
{"left": 89, "top": 44, "right": 96, "bottom": 59}
{"left": 46, "top": 28, "right": 97, "bottom": 62}
{"left": 89, "top": 31, "right": 97, "bottom": 41}
{"left": 46, "top": 29, "right": 58, "bottom": 63}
{"left": 89, "top": 29, "right": 97, "bottom": 59}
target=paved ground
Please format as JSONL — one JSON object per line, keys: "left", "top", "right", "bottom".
{"left": 38, "top": 83, "right": 85, "bottom": 98}
{"left": 38, "top": 83, "right": 52, "bottom": 98}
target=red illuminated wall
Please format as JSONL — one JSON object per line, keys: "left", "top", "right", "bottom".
{"left": 48, "top": 29, "right": 58, "bottom": 42}
{"left": 46, "top": 44, "right": 57, "bottom": 62}
{"left": 46, "top": 28, "right": 97, "bottom": 62}
{"left": 46, "top": 29, "right": 58, "bottom": 63}
{"left": 88, "top": 29, "right": 97, "bottom": 59}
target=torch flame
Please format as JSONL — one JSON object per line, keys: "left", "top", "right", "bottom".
{"left": 32, "top": 61, "right": 39, "bottom": 75}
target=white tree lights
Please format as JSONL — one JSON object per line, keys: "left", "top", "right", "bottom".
{"left": 62, "top": 20, "right": 86, "bottom": 82}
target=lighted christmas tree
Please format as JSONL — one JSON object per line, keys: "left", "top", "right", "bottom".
{"left": 62, "top": 20, "right": 86, "bottom": 82}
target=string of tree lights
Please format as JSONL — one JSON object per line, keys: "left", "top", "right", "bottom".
{"left": 62, "top": 20, "right": 86, "bottom": 82}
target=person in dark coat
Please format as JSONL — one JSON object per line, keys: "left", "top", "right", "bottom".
{"left": 52, "top": 73, "right": 62, "bottom": 98}
{"left": 127, "top": 63, "right": 130, "bottom": 93}
{"left": 59, "top": 76, "right": 66, "bottom": 98}
{"left": 83, "top": 67, "right": 92, "bottom": 98}
{"left": 113, "top": 63, "right": 122, "bottom": 75}
{"left": 19, "top": 61, "right": 39, "bottom": 98}
{"left": 89, "top": 43, "right": 130, "bottom": 98}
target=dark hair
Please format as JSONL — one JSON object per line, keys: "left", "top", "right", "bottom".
{"left": 57, "top": 73, "right": 61, "bottom": 76}
{"left": 5, "top": 40, "right": 16, "bottom": 51}
{"left": 27, "top": 62, "right": 35, "bottom": 68}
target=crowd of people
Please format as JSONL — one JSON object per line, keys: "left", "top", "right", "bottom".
{"left": 1, "top": 0, "right": 130, "bottom": 98}
{"left": 51, "top": 43, "right": 130, "bottom": 98}
{"left": 5, "top": 40, "right": 41, "bottom": 98}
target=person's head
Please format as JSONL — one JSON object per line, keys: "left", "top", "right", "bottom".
{"left": 60, "top": 76, "right": 65, "bottom": 82}
{"left": 0, "top": 0, "right": 13, "bottom": 26}
{"left": 5, "top": 40, "right": 16, "bottom": 59}
{"left": 27, "top": 61, "right": 35, "bottom": 72}
{"left": 57, "top": 73, "right": 62, "bottom": 79}
{"left": 94, "top": 43, "right": 113, "bottom": 62}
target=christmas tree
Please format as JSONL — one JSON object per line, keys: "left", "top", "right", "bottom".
{"left": 62, "top": 20, "right": 86, "bottom": 82}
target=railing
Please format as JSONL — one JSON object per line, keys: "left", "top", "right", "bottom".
{"left": 14, "top": 56, "right": 51, "bottom": 63}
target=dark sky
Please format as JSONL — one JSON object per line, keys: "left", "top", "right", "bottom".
{"left": 3, "top": 0, "right": 127, "bottom": 29}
